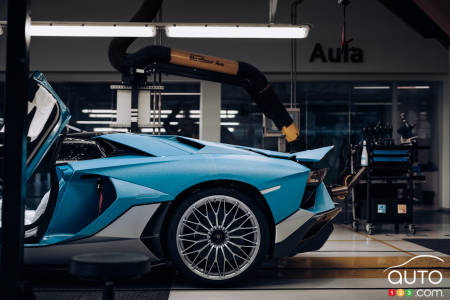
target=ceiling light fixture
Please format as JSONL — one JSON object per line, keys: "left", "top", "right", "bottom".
{"left": 165, "top": 24, "right": 310, "bottom": 39}
{"left": 397, "top": 86, "right": 430, "bottom": 89}
{"left": 2, "top": 21, "right": 310, "bottom": 39}
{"left": 93, "top": 128, "right": 129, "bottom": 133}
{"left": 220, "top": 122, "right": 240, "bottom": 126}
{"left": 76, "top": 120, "right": 115, "bottom": 125}
{"left": 29, "top": 22, "right": 156, "bottom": 37}
{"left": 141, "top": 128, "right": 167, "bottom": 133}
{"left": 82, "top": 109, "right": 116, "bottom": 113}
{"left": 353, "top": 86, "right": 391, "bottom": 90}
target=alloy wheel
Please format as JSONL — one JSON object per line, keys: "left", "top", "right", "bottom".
{"left": 175, "top": 195, "right": 261, "bottom": 280}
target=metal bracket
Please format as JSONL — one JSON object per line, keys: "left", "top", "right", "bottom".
{"left": 110, "top": 84, "right": 165, "bottom": 133}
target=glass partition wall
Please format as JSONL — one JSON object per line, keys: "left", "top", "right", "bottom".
{"left": 51, "top": 82, "right": 201, "bottom": 138}
{"left": 221, "top": 81, "right": 440, "bottom": 185}
{"left": 0, "top": 80, "right": 441, "bottom": 202}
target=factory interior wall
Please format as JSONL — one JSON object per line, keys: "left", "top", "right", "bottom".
{"left": 0, "top": 0, "right": 448, "bottom": 209}
{"left": 440, "top": 51, "right": 450, "bottom": 210}
{"left": 0, "top": 0, "right": 448, "bottom": 74}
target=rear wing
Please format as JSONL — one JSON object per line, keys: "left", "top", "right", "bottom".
{"left": 292, "top": 146, "right": 334, "bottom": 163}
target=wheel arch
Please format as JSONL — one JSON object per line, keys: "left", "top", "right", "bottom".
{"left": 156, "top": 179, "right": 276, "bottom": 260}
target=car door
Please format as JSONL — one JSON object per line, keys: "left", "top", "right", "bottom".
{"left": 0, "top": 72, "right": 71, "bottom": 229}
{"left": 21, "top": 71, "right": 71, "bottom": 179}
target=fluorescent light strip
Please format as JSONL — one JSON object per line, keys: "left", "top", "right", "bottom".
{"left": 82, "top": 109, "right": 116, "bottom": 113}
{"left": 353, "top": 102, "right": 392, "bottom": 106}
{"left": 141, "top": 128, "right": 167, "bottom": 133}
{"left": 88, "top": 114, "right": 168, "bottom": 119}
{"left": 163, "top": 92, "right": 200, "bottom": 96}
{"left": 221, "top": 122, "right": 240, "bottom": 126}
{"left": 397, "top": 86, "right": 430, "bottom": 89}
{"left": 222, "top": 110, "right": 238, "bottom": 114}
{"left": 188, "top": 110, "right": 238, "bottom": 114}
{"left": 93, "top": 127, "right": 129, "bottom": 132}
{"left": 83, "top": 109, "right": 172, "bottom": 114}
{"left": 5, "top": 21, "right": 311, "bottom": 39}
{"left": 89, "top": 114, "right": 117, "bottom": 118}
{"left": 165, "top": 24, "right": 310, "bottom": 39}
{"left": 188, "top": 115, "right": 236, "bottom": 119}
{"left": 86, "top": 113, "right": 235, "bottom": 120}
{"left": 353, "top": 86, "right": 391, "bottom": 90}
{"left": 30, "top": 22, "right": 156, "bottom": 37}
{"left": 77, "top": 120, "right": 115, "bottom": 125}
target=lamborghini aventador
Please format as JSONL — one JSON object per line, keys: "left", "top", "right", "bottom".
{"left": 0, "top": 72, "right": 340, "bottom": 284}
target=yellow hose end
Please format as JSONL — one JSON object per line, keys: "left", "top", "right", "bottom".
{"left": 281, "top": 123, "right": 300, "bottom": 143}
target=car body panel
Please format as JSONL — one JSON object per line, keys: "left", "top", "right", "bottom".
{"left": 47, "top": 148, "right": 310, "bottom": 233}
{"left": 25, "top": 203, "right": 161, "bottom": 264}
{"left": 26, "top": 72, "right": 71, "bottom": 179}
{"left": 309, "top": 182, "right": 336, "bottom": 214}
{"left": 97, "top": 134, "right": 194, "bottom": 156}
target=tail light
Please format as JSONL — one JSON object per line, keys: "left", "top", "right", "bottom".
{"left": 301, "top": 168, "right": 328, "bottom": 209}
{"left": 307, "top": 168, "right": 328, "bottom": 186}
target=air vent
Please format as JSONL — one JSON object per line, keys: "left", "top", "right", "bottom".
{"left": 175, "top": 136, "right": 205, "bottom": 150}
{"left": 300, "top": 187, "right": 316, "bottom": 210}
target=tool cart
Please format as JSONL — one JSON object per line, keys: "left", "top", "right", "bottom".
{"left": 351, "top": 144, "right": 418, "bottom": 235}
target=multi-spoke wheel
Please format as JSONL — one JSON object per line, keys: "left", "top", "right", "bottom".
{"left": 166, "top": 187, "right": 270, "bottom": 284}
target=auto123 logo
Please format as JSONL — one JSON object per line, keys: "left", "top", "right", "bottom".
{"left": 384, "top": 255, "right": 446, "bottom": 298}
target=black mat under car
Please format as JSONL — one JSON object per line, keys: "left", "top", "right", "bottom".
{"left": 404, "top": 239, "right": 450, "bottom": 255}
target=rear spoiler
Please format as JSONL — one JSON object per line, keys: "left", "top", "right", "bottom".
{"left": 235, "top": 145, "right": 334, "bottom": 163}
{"left": 292, "top": 146, "right": 334, "bottom": 163}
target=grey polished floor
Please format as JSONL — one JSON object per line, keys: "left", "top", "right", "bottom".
{"left": 30, "top": 209, "right": 450, "bottom": 300}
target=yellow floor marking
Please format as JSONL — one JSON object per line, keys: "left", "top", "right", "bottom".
{"left": 279, "top": 256, "right": 450, "bottom": 279}
{"left": 327, "top": 239, "right": 402, "bottom": 242}
{"left": 257, "top": 268, "right": 450, "bottom": 279}
{"left": 281, "top": 226, "right": 448, "bottom": 279}
{"left": 285, "top": 256, "right": 450, "bottom": 269}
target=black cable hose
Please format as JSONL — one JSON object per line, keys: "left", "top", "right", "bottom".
{"left": 108, "top": 0, "right": 163, "bottom": 73}
{"left": 107, "top": 0, "right": 299, "bottom": 145}
{"left": 120, "top": 45, "right": 293, "bottom": 130}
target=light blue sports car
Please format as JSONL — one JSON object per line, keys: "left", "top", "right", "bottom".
{"left": 1, "top": 72, "right": 340, "bottom": 284}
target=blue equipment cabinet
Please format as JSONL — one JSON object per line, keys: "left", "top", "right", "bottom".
{"left": 352, "top": 144, "right": 417, "bottom": 235}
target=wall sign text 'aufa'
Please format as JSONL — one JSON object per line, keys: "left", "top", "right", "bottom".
{"left": 309, "top": 43, "right": 364, "bottom": 63}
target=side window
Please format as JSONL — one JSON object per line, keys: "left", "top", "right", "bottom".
{"left": 57, "top": 138, "right": 104, "bottom": 162}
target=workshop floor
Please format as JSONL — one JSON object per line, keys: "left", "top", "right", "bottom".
{"left": 30, "top": 210, "right": 450, "bottom": 300}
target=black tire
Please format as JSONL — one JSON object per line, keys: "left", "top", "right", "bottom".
{"left": 366, "top": 223, "right": 374, "bottom": 235}
{"left": 352, "top": 221, "right": 359, "bottom": 232}
{"left": 166, "top": 187, "right": 270, "bottom": 285}
{"left": 408, "top": 224, "right": 416, "bottom": 235}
